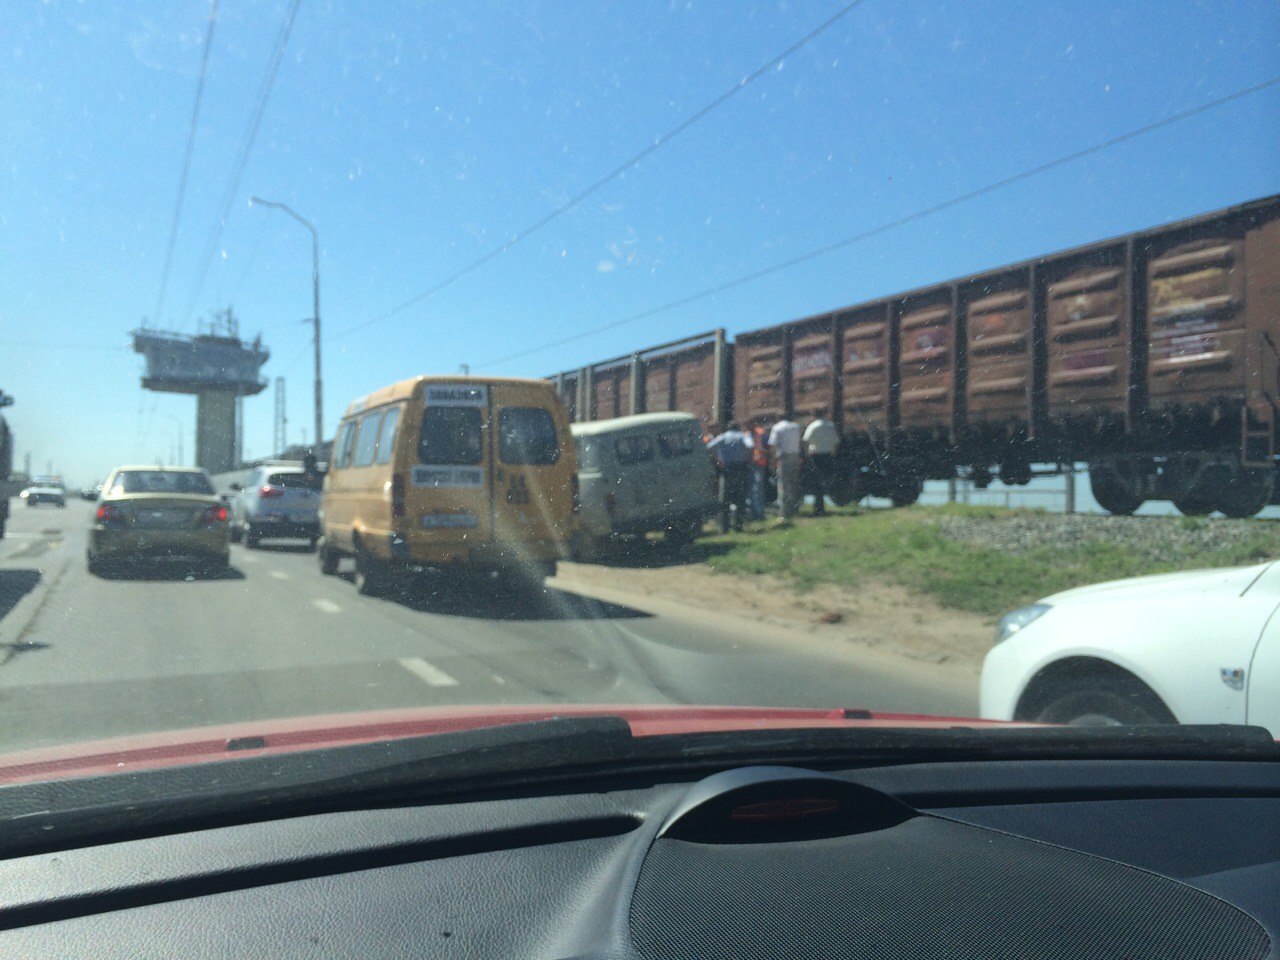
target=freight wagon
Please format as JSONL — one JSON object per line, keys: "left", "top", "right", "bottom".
{"left": 551, "top": 195, "right": 1280, "bottom": 517}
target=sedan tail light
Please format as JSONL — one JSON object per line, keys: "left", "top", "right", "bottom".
{"left": 95, "top": 503, "right": 123, "bottom": 524}
{"left": 200, "top": 504, "right": 228, "bottom": 525}
{"left": 258, "top": 485, "right": 285, "bottom": 499}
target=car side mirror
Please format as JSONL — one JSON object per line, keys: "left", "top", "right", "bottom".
{"left": 229, "top": 483, "right": 242, "bottom": 492}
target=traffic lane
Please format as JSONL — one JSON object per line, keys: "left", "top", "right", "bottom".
{"left": 0, "top": 499, "right": 78, "bottom": 666}
{"left": 0, "top": 533, "right": 672, "bottom": 752}
{"left": 0, "top": 520, "right": 977, "bottom": 754}
{"left": 286, "top": 545, "right": 978, "bottom": 716}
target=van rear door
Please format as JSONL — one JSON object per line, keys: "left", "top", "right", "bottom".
{"left": 406, "top": 383, "right": 494, "bottom": 548}
{"left": 490, "top": 384, "right": 573, "bottom": 546}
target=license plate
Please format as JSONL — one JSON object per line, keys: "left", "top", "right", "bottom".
{"left": 139, "top": 509, "right": 189, "bottom": 528}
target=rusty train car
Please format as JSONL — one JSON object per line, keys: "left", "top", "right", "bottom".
{"left": 551, "top": 195, "right": 1280, "bottom": 517}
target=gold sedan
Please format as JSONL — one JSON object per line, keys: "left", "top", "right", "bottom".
{"left": 87, "top": 466, "right": 230, "bottom": 576}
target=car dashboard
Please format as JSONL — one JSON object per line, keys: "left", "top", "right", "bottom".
{"left": 1, "top": 752, "right": 1277, "bottom": 959}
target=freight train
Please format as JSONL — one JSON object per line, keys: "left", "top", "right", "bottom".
{"left": 550, "top": 195, "right": 1280, "bottom": 518}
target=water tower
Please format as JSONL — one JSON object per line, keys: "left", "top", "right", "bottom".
{"left": 133, "top": 312, "right": 269, "bottom": 474}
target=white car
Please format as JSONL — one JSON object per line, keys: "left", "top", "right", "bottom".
{"left": 980, "top": 562, "right": 1280, "bottom": 735}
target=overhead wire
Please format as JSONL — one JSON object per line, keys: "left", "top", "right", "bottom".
{"left": 180, "top": 0, "right": 303, "bottom": 327}
{"left": 479, "top": 75, "right": 1280, "bottom": 370}
{"left": 332, "top": 0, "right": 871, "bottom": 339}
{"left": 154, "top": 0, "right": 219, "bottom": 327}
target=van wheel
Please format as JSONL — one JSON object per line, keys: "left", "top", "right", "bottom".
{"left": 317, "top": 539, "right": 339, "bottom": 575}
{"left": 244, "top": 525, "right": 261, "bottom": 548}
{"left": 355, "top": 555, "right": 394, "bottom": 597}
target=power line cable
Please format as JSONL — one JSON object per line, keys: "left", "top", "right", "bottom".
{"left": 180, "top": 0, "right": 303, "bottom": 325}
{"left": 333, "top": 0, "right": 870, "bottom": 339}
{"left": 154, "top": 0, "right": 219, "bottom": 327}
{"left": 480, "top": 75, "right": 1280, "bottom": 370}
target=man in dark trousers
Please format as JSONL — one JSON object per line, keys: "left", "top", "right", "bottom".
{"left": 706, "top": 421, "right": 753, "bottom": 532}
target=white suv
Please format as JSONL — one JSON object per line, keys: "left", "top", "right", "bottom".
{"left": 229, "top": 465, "right": 322, "bottom": 549}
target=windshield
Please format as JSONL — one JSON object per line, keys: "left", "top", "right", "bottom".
{"left": 1, "top": 1, "right": 1278, "bottom": 797}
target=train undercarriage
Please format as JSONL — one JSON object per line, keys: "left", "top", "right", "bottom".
{"left": 828, "top": 404, "right": 1280, "bottom": 518}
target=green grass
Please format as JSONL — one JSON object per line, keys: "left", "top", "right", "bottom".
{"left": 700, "top": 505, "right": 1280, "bottom": 618}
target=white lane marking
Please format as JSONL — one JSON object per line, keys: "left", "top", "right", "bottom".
{"left": 399, "top": 657, "right": 459, "bottom": 687}
{"left": 269, "top": 570, "right": 290, "bottom": 580}
{"left": 312, "top": 598, "right": 343, "bottom": 614}
{"left": 491, "top": 674, "right": 507, "bottom": 685}
{"left": 239, "top": 554, "right": 258, "bottom": 563}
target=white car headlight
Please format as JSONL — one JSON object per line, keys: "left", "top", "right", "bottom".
{"left": 995, "top": 603, "right": 1051, "bottom": 644}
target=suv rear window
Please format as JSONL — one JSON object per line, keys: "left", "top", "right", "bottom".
{"left": 267, "top": 472, "right": 321, "bottom": 490}
{"left": 499, "top": 407, "right": 560, "bottom": 465}
{"left": 111, "top": 471, "right": 214, "bottom": 496}
{"left": 419, "top": 407, "right": 483, "bottom": 465}
{"left": 615, "top": 434, "right": 655, "bottom": 465}
{"left": 656, "top": 429, "right": 696, "bottom": 458}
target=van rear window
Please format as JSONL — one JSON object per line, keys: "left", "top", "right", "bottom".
{"left": 615, "top": 434, "right": 655, "bottom": 465}
{"left": 419, "top": 407, "right": 483, "bottom": 465}
{"left": 656, "top": 429, "right": 696, "bottom": 458}
{"left": 499, "top": 407, "right": 560, "bottom": 465}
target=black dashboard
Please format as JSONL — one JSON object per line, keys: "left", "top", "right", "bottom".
{"left": 1, "top": 753, "right": 1278, "bottom": 959}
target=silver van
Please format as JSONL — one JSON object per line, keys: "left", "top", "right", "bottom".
{"left": 570, "top": 412, "right": 718, "bottom": 556}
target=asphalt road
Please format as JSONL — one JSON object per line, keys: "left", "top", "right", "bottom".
{"left": 0, "top": 500, "right": 977, "bottom": 754}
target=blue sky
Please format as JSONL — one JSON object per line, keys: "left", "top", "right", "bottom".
{"left": 2, "top": 0, "right": 1277, "bottom": 484}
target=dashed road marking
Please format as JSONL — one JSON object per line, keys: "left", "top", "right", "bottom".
{"left": 269, "top": 570, "right": 290, "bottom": 580}
{"left": 399, "top": 657, "right": 459, "bottom": 687}
{"left": 312, "top": 598, "right": 342, "bottom": 614}
{"left": 491, "top": 674, "right": 507, "bottom": 685}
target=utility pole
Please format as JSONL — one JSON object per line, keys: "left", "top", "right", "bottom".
{"left": 250, "top": 197, "right": 322, "bottom": 452}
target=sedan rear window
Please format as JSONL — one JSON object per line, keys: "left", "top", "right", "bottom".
{"left": 420, "top": 406, "right": 483, "bottom": 465}
{"left": 110, "top": 471, "right": 214, "bottom": 496}
{"left": 267, "top": 472, "right": 322, "bottom": 490}
{"left": 499, "top": 407, "right": 560, "bottom": 465}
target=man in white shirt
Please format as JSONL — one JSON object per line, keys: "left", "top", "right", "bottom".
{"left": 767, "top": 412, "right": 802, "bottom": 523}
{"left": 802, "top": 415, "right": 839, "bottom": 516}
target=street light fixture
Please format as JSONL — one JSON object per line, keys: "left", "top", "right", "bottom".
{"left": 249, "top": 196, "right": 323, "bottom": 455}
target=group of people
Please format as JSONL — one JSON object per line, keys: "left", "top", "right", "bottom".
{"left": 706, "top": 412, "right": 839, "bottom": 531}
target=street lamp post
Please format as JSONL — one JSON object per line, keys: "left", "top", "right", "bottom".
{"left": 250, "top": 197, "right": 323, "bottom": 454}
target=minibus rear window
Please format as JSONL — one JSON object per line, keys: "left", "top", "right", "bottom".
{"left": 499, "top": 407, "right": 560, "bottom": 465}
{"left": 419, "top": 407, "right": 483, "bottom": 465}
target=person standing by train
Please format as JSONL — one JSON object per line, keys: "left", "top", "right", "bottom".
{"left": 748, "top": 422, "right": 769, "bottom": 521}
{"left": 803, "top": 414, "right": 839, "bottom": 517}
{"left": 707, "top": 421, "right": 753, "bottom": 532}
{"left": 768, "top": 411, "right": 801, "bottom": 525}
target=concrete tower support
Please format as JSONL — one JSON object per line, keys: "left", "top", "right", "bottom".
{"left": 196, "top": 390, "right": 238, "bottom": 475}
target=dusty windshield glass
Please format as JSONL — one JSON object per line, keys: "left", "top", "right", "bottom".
{"left": 0, "top": 1, "right": 1278, "bottom": 782}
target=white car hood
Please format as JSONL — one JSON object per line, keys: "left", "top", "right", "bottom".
{"left": 1044, "top": 561, "right": 1273, "bottom": 606}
